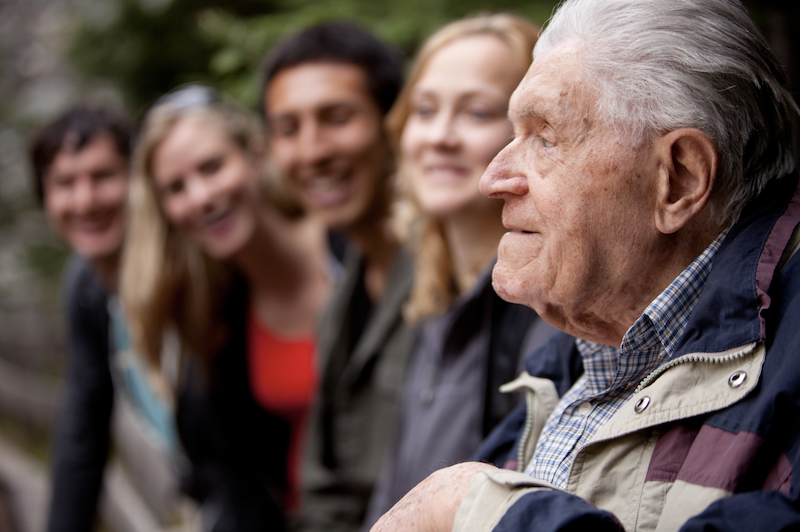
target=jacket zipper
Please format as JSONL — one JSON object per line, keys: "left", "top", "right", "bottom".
{"left": 633, "top": 344, "right": 755, "bottom": 395}
{"left": 516, "top": 390, "right": 537, "bottom": 472}
{"left": 513, "top": 345, "right": 755, "bottom": 473}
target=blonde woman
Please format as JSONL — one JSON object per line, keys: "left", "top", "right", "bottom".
{"left": 363, "top": 14, "right": 565, "bottom": 527}
{"left": 121, "top": 85, "right": 330, "bottom": 531}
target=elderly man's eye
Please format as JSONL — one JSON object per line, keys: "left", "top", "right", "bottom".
{"left": 541, "top": 137, "right": 555, "bottom": 148}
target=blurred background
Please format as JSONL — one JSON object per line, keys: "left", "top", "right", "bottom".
{"left": 0, "top": 0, "right": 797, "bottom": 530}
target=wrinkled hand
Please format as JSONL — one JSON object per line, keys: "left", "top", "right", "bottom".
{"left": 370, "top": 462, "right": 497, "bottom": 532}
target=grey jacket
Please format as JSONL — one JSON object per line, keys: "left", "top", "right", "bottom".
{"left": 362, "top": 262, "right": 558, "bottom": 529}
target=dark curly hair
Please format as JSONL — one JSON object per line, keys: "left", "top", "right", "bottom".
{"left": 260, "top": 20, "right": 404, "bottom": 117}
{"left": 29, "top": 105, "right": 134, "bottom": 205}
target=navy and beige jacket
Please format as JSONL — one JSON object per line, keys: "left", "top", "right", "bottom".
{"left": 464, "top": 170, "right": 800, "bottom": 532}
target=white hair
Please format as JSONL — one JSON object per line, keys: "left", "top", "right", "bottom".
{"left": 537, "top": 0, "right": 799, "bottom": 227}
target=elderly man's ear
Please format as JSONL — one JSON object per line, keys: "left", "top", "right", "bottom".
{"left": 653, "top": 128, "right": 718, "bottom": 235}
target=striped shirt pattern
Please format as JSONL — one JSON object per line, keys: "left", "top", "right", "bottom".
{"left": 525, "top": 232, "right": 727, "bottom": 488}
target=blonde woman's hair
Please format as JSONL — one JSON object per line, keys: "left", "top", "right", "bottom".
{"left": 388, "top": 13, "right": 539, "bottom": 322}
{"left": 121, "top": 92, "right": 301, "bottom": 367}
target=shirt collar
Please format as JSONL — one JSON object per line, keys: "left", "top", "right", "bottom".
{"left": 575, "top": 230, "right": 728, "bottom": 395}
{"left": 640, "top": 230, "right": 728, "bottom": 359}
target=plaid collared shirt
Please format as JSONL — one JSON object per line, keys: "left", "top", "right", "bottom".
{"left": 524, "top": 232, "right": 727, "bottom": 488}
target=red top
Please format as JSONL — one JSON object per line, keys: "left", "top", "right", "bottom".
{"left": 247, "top": 310, "right": 317, "bottom": 511}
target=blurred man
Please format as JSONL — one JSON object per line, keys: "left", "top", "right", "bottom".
{"left": 371, "top": 0, "right": 800, "bottom": 530}
{"left": 261, "top": 21, "right": 416, "bottom": 532}
{"left": 32, "top": 106, "right": 130, "bottom": 287}
{"left": 31, "top": 105, "right": 132, "bottom": 531}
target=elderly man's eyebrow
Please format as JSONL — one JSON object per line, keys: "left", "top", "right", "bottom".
{"left": 511, "top": 101, "right": 553, "bottom": 124}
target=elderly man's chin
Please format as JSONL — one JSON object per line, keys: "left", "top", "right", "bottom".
{"left": 492, "top": 231, "right": 544, "bottom": 304}
{"left": 492, "top": 236, "right": 578, "bottom": 338}
{"left": 491, "top": 257, "right": 540, "bottom": 309}
{"left": 492, "top": 273, "right": 530, "bottom": 313}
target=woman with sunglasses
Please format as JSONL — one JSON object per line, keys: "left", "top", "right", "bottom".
{"left": 121, "top": 85, "right": 331, "bottom": 531}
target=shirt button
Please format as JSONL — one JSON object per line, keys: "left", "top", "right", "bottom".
{"left": 577, "top": 401, "right": 593, "bottom": 416}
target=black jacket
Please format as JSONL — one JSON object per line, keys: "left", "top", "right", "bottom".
{"left": 177, "top": 275, "right": 289, "bottom": 531}
{"left": 47, "top": 263, "right": 289, "bottom": 532}
{"left": 47, "top": 255, "right": 114, "bottom": 532}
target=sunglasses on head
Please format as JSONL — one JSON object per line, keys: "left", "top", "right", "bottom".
{"left": 148, "top": 83, "right": 221, "bottom": 115}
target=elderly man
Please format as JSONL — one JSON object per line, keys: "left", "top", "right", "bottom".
{"left": 372, "top": 0, "right": 800, "bottom": 530}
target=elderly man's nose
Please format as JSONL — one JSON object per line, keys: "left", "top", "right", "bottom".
{"left": 480, "top": 148, "right": 528, "bottom": 198}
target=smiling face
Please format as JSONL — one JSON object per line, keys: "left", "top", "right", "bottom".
{"left": 265, "top": 62, "right": 393, "bottom": 233}
{"left": 151, "top": 115, "right": 264, "bottom": 260}
{"left": 400, "top": 35, "right": 523, "bottom": 221}
{"left": 480, "top": 42, "right": 664, "bottom": 345}
{"left": 43, "top": 133, "right": 128, "bottom": 264}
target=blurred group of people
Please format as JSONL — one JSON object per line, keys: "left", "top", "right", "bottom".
{"left": 33, "top": 12, "right": 561, "bottom": 532}
{"left": 29, "top": 1, "right": 800, "bottom": 532}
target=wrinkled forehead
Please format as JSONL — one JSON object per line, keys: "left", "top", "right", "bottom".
{"left": 509, "top": 42, "right": 595, "bottom": 128}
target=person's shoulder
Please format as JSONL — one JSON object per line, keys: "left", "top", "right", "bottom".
{"left": 392, "top": 246, "right": 414, "bottom": 279}
{"left": 383, "top": 246, "right": 414, "bottom": 302}
{"left": 62, "top": 254, "right": 108, "bottom": 314}
{"left": 341, "top": 242, "right": 364, "bottom": 273}
{"left": 62, "top": 253, "right": 87, "bottom": 286}
{"left": 62, "top": 253, "right": 92, "bottom": 300}
{"left": 326, "top": 243, "right": 364, "bottom": 301}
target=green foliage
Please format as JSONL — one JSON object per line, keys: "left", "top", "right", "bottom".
{"left": 203, "top": 0, "right": 559, "bottom": 107}
{"left": 23, "top": 240, "right": 70, "bottom": 290}
{"left": 0, "top": 408, "right": 53, "bottom": 466}
{"left": 68, "top": 0, "right": 559, "bottom": 113}
{"left": 0, "top": 195, "right": 20, "bottom": 231}
{"left": 68, "top": 0, "right": 283, "bottom": 116}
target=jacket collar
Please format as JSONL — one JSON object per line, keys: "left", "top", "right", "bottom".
{"left": 676, "top": 170, "right": 800, "bottom": 357}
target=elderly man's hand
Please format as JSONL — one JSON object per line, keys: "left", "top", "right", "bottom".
{"left": 370, "top": 462, "right": 497, "bottom": 532}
